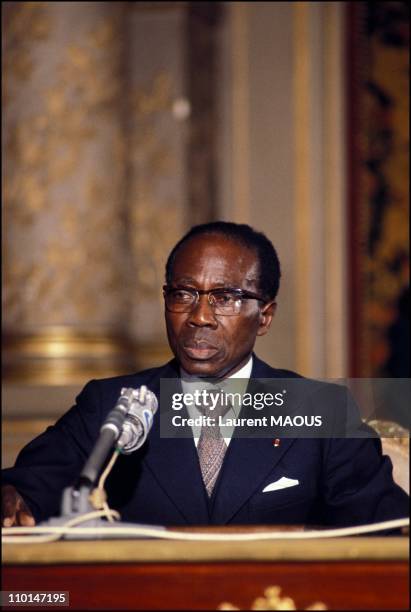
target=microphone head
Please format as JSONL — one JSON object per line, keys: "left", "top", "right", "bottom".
{"left": 117, "top": 386, "right": 158, "bottom": 454}
{"left": 119, "top": 385, "right": 157, "bottom": 409}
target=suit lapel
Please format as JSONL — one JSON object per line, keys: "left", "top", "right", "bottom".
{"left": 144, "top": 364, "right": 209, "bottom": 525}
{"left": 211, "top": 355, "right": 297, "bottom": 524}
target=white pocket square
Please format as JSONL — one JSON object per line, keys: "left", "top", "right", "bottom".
{"left": 262, "top": 477, "right": 300, "bottom": 493}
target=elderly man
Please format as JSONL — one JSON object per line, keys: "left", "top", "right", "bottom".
{"left": 2, "top": 222, "right": 408, "bottom": 527}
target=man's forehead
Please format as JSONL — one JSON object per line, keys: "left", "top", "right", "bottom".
{"left": 170, "top": 235, "right": 259, "bottom": 285}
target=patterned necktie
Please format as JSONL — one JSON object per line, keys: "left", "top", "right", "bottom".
{"left": 197, "top": 389, "right": 230, "bottom": 497}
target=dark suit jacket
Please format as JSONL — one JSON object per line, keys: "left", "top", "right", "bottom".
{"left": 2, "top": 356, "right": 409, "bottom": 526}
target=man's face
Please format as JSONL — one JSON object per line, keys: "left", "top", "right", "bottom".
{"left": 165, "top": 235, "right": 276, "bottom": 379}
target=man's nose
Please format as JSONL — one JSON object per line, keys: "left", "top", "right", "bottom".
{"left": 186, "top": 295, "right": 218, "bottom": 327}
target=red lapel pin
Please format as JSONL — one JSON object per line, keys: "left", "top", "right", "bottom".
{"left": 273, "top": 438, "right": 281, "bottom": 447}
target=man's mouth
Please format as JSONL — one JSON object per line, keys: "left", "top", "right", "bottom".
{"left": 182, "top": 341, "right": 219, "bottom": 360}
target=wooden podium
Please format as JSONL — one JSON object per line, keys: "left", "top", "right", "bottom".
{"left": 2, "top": 529, "right": 409, "bottom": 610}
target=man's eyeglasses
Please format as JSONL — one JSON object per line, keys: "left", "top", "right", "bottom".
{"left": 163, "top": 285, "right": 266, "bottom": 316}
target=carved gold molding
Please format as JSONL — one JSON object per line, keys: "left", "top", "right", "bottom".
{"left": 2, "top": 329, "right": 173, "bottom": 384}
{"left": 2, "top": 328, "right": 136, "bottom": 385}
{"left": 219, "top": 585, "right": 327, "bottom": 611}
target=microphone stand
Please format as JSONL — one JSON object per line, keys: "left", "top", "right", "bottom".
{"left": 39, "top": 482, "right": 165, "bottom": 540}
{"left": 38, "top": 388, "right": 164, "bottom": 540}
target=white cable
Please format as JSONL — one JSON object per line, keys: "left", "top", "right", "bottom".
{"left": 91, "top": 449, "right": 121, "bottom": 522}
{"left": 2, "top": 509, "right": 120, "bottom": 544}
{"left": 2, "top": 517, "right": 408, "bottom": 544}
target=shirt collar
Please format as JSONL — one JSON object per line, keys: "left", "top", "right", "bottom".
{"left": 180, "top": 355, "right": 253, "bottom": 444}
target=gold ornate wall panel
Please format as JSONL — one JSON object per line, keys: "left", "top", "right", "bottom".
{"left": 2, "top": 2, "right": 217, "bottom": 383}
{"left": 3, "top": 2, "right": 129, "bottom": 329}
{"left": 2, "top": 2, "right": 135, "bottom": 382}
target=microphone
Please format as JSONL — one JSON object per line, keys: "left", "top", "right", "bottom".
{"left": 42, "top": 386, "right": 159, "bottom": 527}
{"left": 76, "top": 388, "right": 141, "bottom": 488}
{"left": 117, "top": 385, "right": 158, "bottom": 454}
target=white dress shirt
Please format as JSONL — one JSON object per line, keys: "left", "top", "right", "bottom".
{"left": 181, "top": 356, "right": 253, "bottom": 447}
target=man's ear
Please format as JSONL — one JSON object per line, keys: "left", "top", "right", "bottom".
{"left": 257, "top": 301, "right": 277, "bottom": 336}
